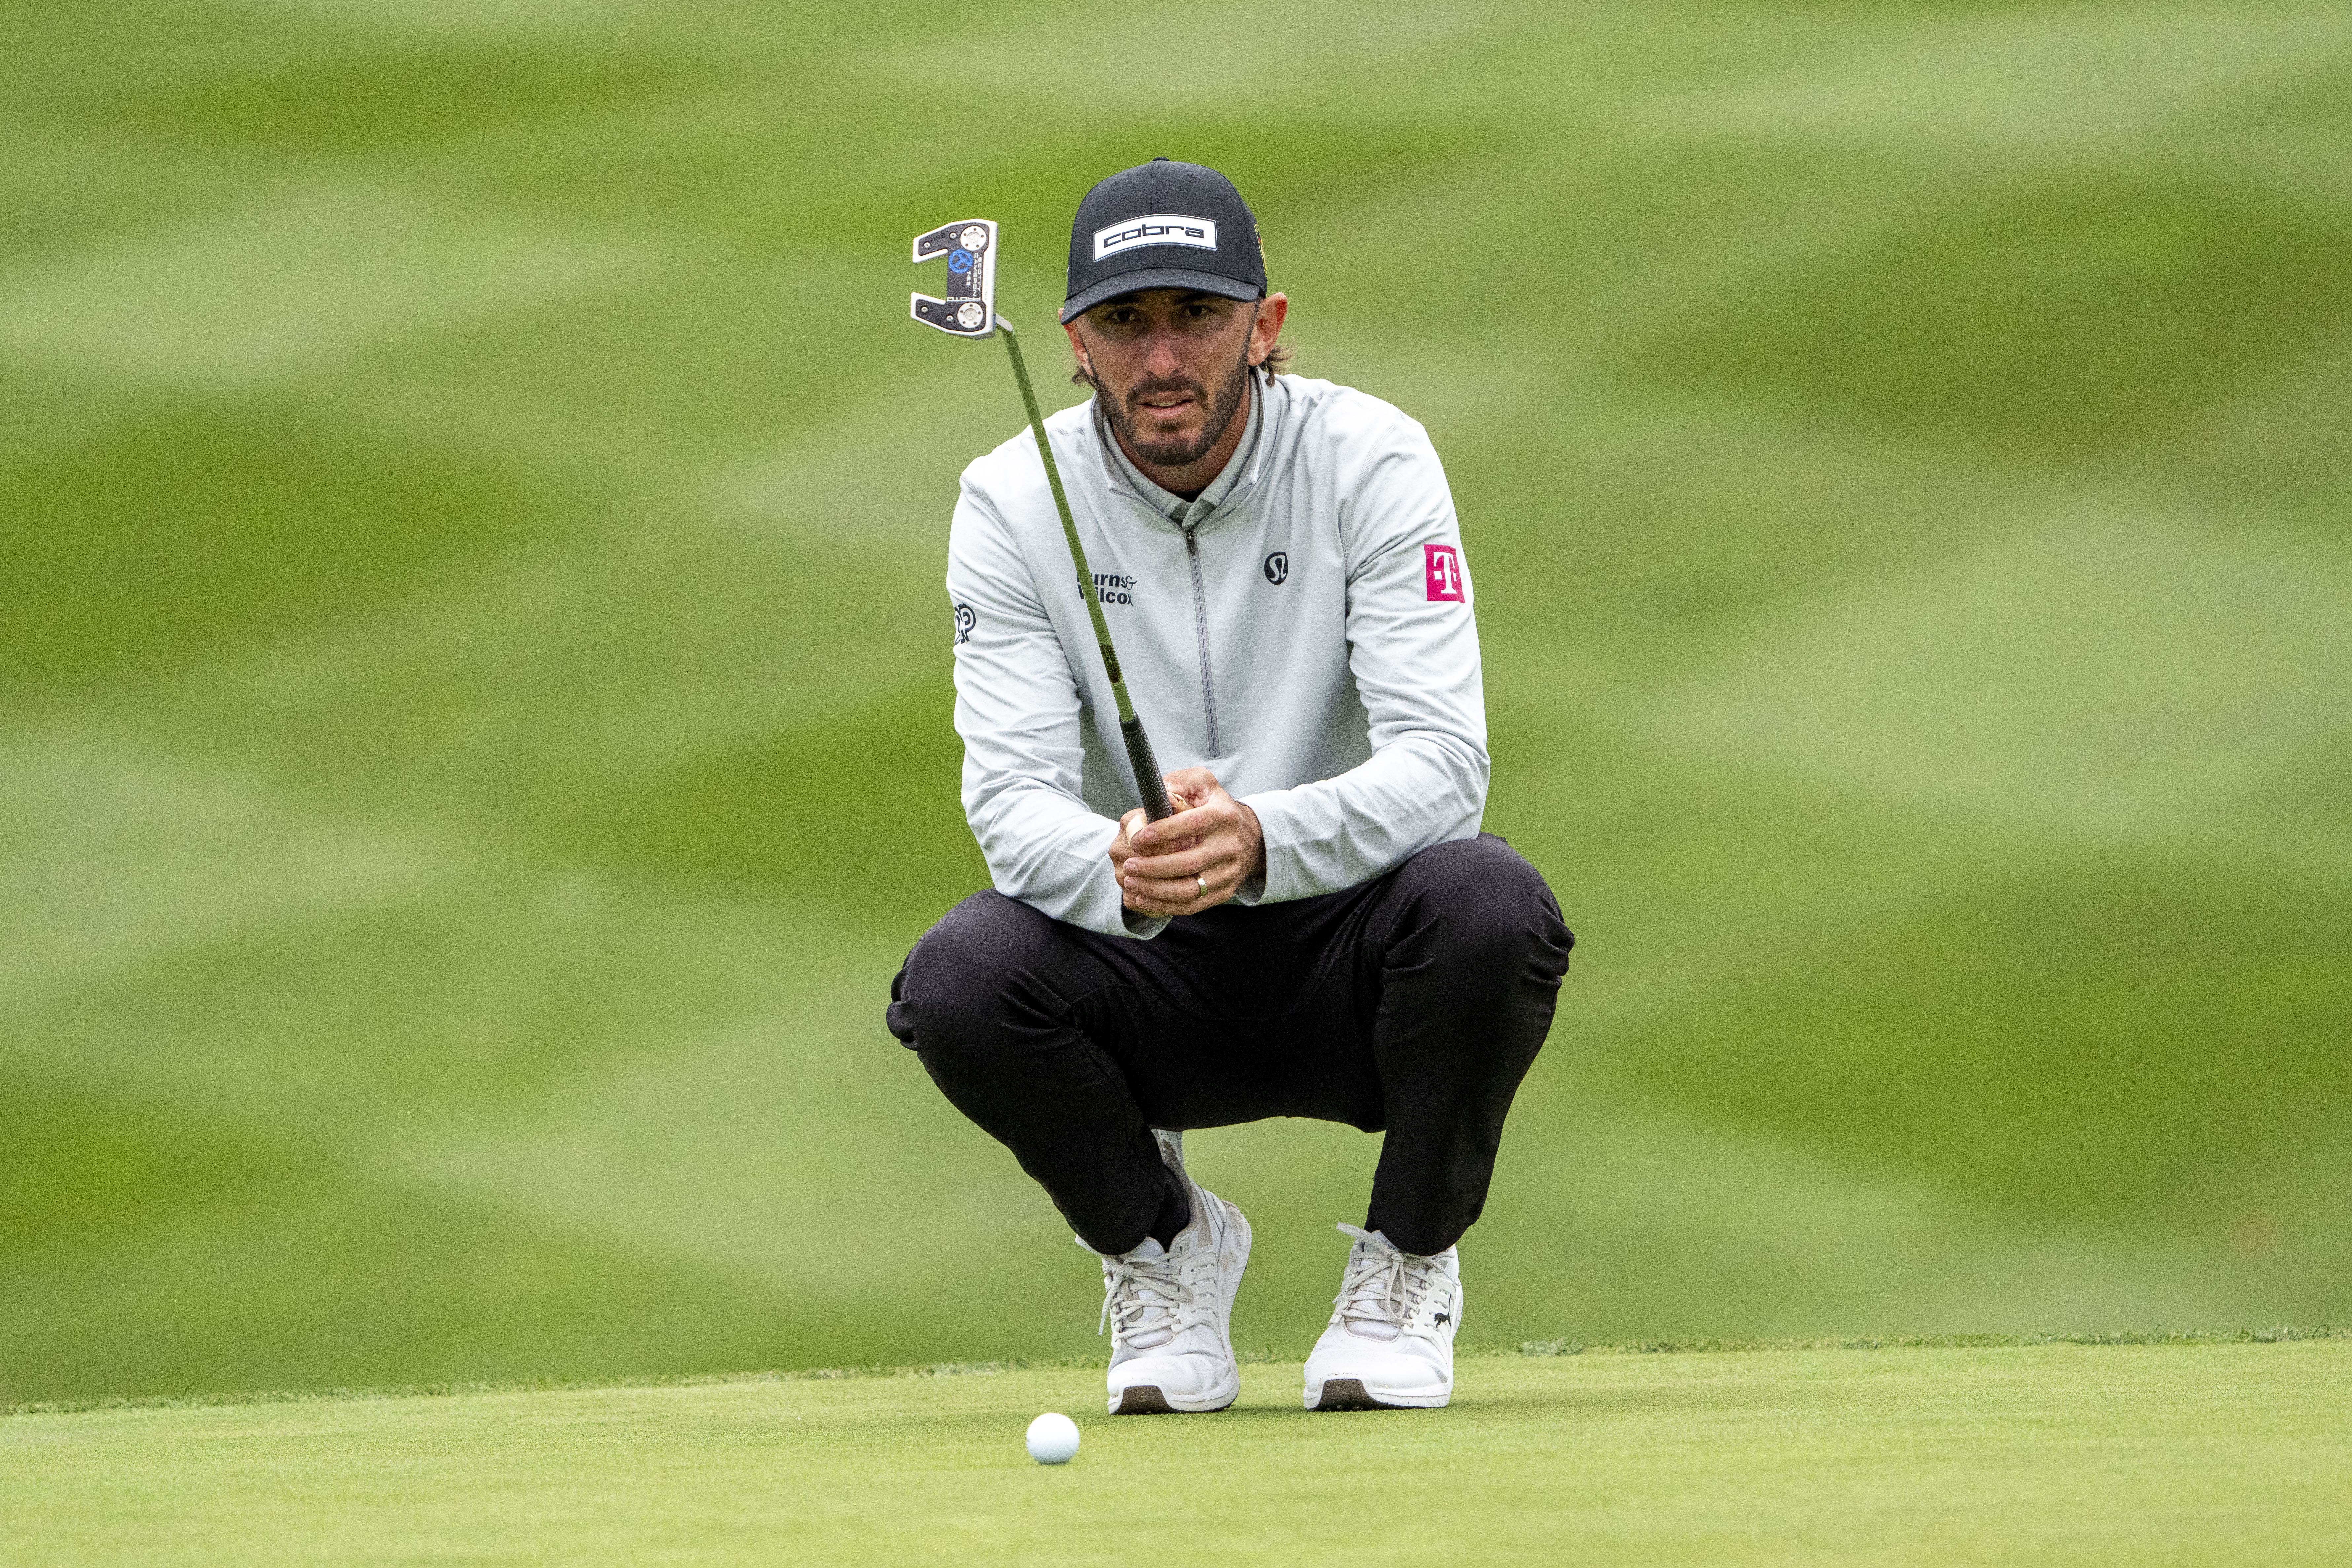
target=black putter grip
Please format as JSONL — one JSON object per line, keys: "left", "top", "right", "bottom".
{"left": 1121, "top": 716, "right": 1175, "bottom": 822}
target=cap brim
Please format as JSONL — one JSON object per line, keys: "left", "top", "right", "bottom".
{"left": 1060, "top": 267, "right": 1264, "bottom": 323}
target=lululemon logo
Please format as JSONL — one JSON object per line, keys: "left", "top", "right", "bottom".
{"left": 1263, "top": 551, "right": 1289, "bottom": 585}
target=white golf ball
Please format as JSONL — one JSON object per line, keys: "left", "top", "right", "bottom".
{"left": 1025, "top": 1411, "right": 1080, "bottom": 1465}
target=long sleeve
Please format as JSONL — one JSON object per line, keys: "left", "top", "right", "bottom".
{"left": 1237, "top": 427, "right": 1487, "bottom": 902}
{"left": 947, "top": 479, "right": 1167, "bottom": 940}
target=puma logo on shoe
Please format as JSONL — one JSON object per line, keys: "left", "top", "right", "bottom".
{"left": 1304, "top": 1224, "right": 1462, "bottom": 1409}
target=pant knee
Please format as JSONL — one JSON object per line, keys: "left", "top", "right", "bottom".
{"left": 889, "top": 891, "right": 1058, "bottom": 1065}
{"left": 1394, "top": 836, "right": 1574, "bottom": 980}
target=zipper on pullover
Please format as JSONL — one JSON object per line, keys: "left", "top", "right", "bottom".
{"left": 1183, "top": 524, "right": 1221, "bottom": 757}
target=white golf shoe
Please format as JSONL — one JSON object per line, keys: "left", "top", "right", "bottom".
{"left": 1303, "top": 1223, "right": 1461, "bottom": 1410}
{"left": 1087, "top": 1131, "right": 1250, "bottom": 1415}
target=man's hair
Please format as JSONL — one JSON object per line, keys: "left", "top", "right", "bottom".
{"left": 1070, "top": 337, "right": 1293, "bottom": 388}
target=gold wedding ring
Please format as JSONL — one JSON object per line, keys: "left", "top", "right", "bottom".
{"left": 1195, "top": 874, "right": 1208, "bottom": 898}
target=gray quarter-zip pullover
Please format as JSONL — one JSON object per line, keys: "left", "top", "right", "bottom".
{"left": 1095, "top": 384, "right": 1263, "bottom": 758}
{"left": 946, "top": 371, "right": 1486, "bottom": 939}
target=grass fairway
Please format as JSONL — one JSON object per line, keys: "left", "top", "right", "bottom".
{"left": 5, "top": 0, "right": 2350, "bottom": 1402}
{"left": 9, "top": 1337, "right": 2347, "bottom": 1565}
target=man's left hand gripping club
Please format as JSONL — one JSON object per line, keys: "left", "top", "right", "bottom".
{"left": 1112, "top": 768, "right": 1265, "bottom": 917}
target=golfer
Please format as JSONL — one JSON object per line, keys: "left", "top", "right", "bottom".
{"left": 887, "top": 159, "right": 1573, "bottom": 1414}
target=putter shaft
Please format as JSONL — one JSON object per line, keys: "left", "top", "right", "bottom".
{"left": 997, "top": 319, "right": 1175, "bottom": 824}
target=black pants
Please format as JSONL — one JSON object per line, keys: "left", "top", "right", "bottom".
{"left": 886, "top": 834, "right": 1573, "bottom": 1257}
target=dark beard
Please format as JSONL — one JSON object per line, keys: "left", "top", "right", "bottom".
{"left": 1101, "top": 345, "right": 1254, "bottom": 470}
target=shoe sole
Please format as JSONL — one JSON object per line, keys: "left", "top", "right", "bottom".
{"left": 1112, "top": 1384, "right": 1236, "bottom": 1415}
{"left": 1308, "top": 1377, "right": 1450, "bottom": 1411}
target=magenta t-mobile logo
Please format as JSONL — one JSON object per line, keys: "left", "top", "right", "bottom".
{"left": 1424, "top": 544, "right": 1466, "bottom": 602}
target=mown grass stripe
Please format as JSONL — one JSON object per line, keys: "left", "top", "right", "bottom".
{"left": 9, "top": 1324, "right": 2340, "bottom": 1420}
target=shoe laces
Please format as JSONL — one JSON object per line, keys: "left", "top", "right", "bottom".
{"left": 1333, "top": 1223, "right": 1443, "bottom": 1336}
{"left": 1089, "top": 1243, "right": 1201, "bottom": 1348}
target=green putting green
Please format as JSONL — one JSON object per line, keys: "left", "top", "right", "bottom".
{"left": 9, "top": 1336, "right": 2347, "bottom": 1565}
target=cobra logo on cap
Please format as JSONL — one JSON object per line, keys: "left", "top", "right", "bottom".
{"left": 1093, "top": 214, "right": 1218, "bottom": 262}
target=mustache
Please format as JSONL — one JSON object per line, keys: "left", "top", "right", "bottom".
{"left": 1125, "top": 376, "right": 1207, "bottom": 409}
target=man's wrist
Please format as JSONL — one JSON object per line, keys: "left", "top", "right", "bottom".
{"left": 1239, "top": 801, "right": 1266, "bottom": 879}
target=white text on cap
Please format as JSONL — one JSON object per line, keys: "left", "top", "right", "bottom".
{"left": 1093, "top": 214, "right": 1219, "bottom": 263}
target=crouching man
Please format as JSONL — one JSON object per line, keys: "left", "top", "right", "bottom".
{"left": 887, "top": 158, "right": 1573, "bottom": 1414}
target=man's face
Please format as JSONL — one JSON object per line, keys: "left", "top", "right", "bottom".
{"left": 1068, "top": 290, "right": 1261, "bottom": 470}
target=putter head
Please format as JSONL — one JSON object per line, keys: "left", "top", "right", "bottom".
{"left": 909, "top": 219, "right": 998, "bottom": 338}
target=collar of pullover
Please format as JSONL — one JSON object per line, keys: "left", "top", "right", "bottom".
{"left": 1095, "top": 369, "right": 1266, "bottom": 529}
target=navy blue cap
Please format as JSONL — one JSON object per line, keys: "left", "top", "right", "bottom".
{"left": 1061, "top": 158, "right": 1266, "bottom": 323}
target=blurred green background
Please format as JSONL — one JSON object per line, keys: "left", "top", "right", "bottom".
{"left": 4, "top": 0, "right": 2348, "bottom": 1404}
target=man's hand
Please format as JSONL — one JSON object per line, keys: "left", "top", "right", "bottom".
{"left": 1108, "top": 767, "right": 1266, "bottom": 917}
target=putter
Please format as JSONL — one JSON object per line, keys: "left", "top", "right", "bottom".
{"left": 911, "top": 219, "right": 1174, "bottom": 823}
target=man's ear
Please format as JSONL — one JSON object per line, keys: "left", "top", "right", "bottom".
{"left": 1246, "top": 293, "right": 1289, "bottom": 367}
{"left": 1063, "top": 319, "right": 1093, "bottom": 380}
